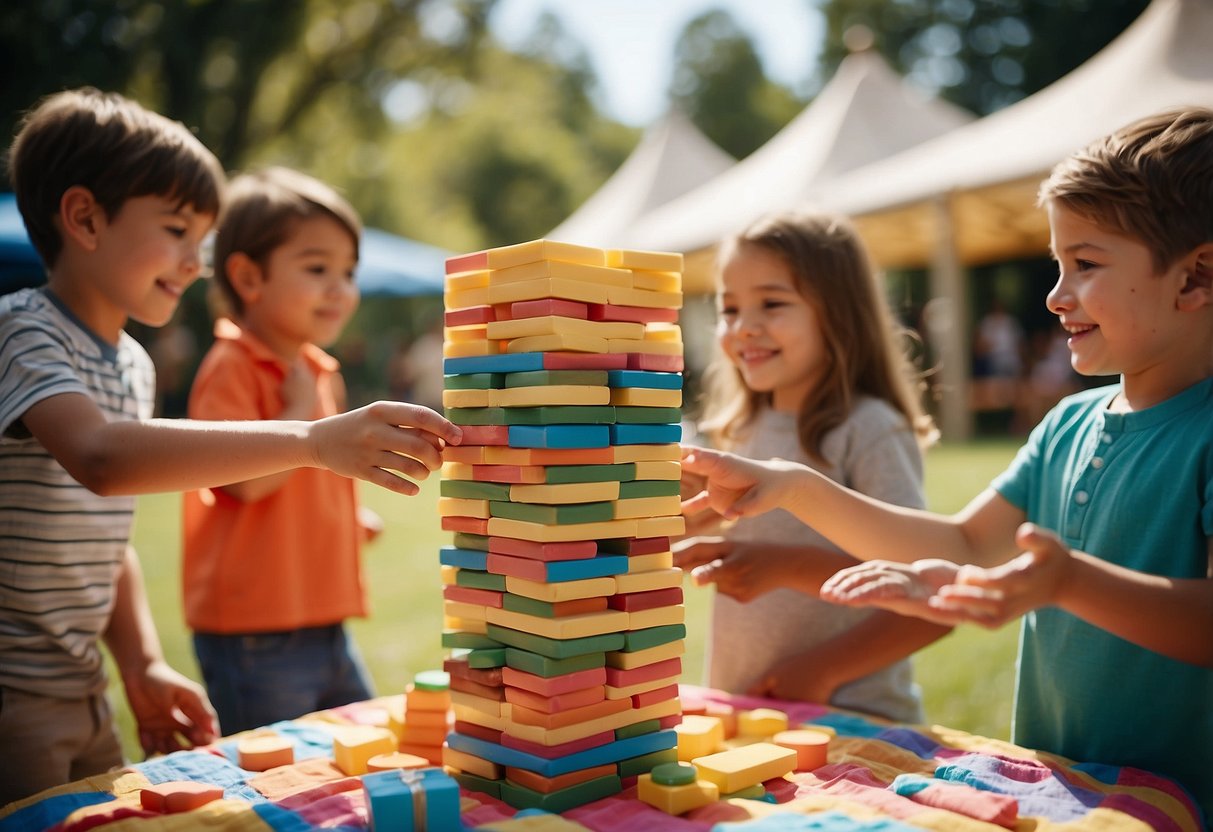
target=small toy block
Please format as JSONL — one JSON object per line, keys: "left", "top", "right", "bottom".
{"left": 509, "top": 481, "right": 619, "bottom": 505}
{"left": 439, "top": 546, "right": 489, "bottom": 570}
{"left": 632, "top": 682, "right": 681, "bottom": 709}
{"left": 635, "top": 514, "right": 686, "bottom": 538}
{"left": 447, "top": 727, "right": 676, "bottom": 777}
{"left": 608, "top": 338, "right": 683, "bottom": 356}
{"left": 650, "top": 761, "right": 697, "bottom": 786}
{"left": 690, "top": 742, "right": 797, "bottom": 793}
{"left": 450, "top": 674, "right": 505, "bottom": 702}
{"left": 506, "top": 333, "right": 609, "bottom": 355}
{"left": 486, "top": 315, "right": 642, "bottom": 341}
{"left": 489, "top": 259, "right": 629, "bottom": 288}
{"left": 614, "top": 406, "right": 682, "bottom": 425}
{"left": 362, "top": 767, "right": 461, "bottom": 832}
{"left": 472, "top": 464, "right": 548, "bottom": 484}
{"left": 445, "top": 353, "right": 545, "bottom": 374}
{"left": 443, "top": 340, "right": 500, "bottom": 359}
{"left": 738, "top": 708, "right": 789, "bottom": 738}
{"left": 616, "top": 718, "right": 660, "bottom": 739}
{"left": 443, "top": 610, "right": 486, "bottom": 632}
{"left": 606, "top": 286, "right": 683, "bottom": 309}
{"left": 606, "top": 248, "right": 683, "bottom": 271}
{"left": 504, "top": 369, "right": 607, "bottom": 387}
{"left": 629, "top": 271, "right": 682, "bottom": 293}
{"left": 367, "top": 751, "right": 431, "bottom": 772}
{"left": 442, "top": 745, "right": 503, "bottom": 780}
{"left": 402, "top": 724, "right": 450, "bottom": 747}
{"left": 503, "top": 698, "right": 678, "bottom": 748}
{"left": 441, "top": 630, "right": 501, "bottom": 650}
{"left": 511, "top": 298, "right": 589, "bottom": 319}
{"left": 489, "top": 536, "right": 596, "bottom": 561}
{"left": 490, "top": 278, "right": 609, "bottom": 306}
{"left": 501, "top": 728, "right": 614, "bottom": 759}
{"left": 456, "top": 570, "right": 508, "bottom": 591}
{"left": 605, "top": 656, "right": 681, "bottom": 688}
{"left": 505, "top": 684, "right": 605, "bottom": 714}
{"left": 450, "top": 770, "right": 502, "bottom": 800}
{"left": 446, "top": 270, "right": 490, "bottom": 290}
{"left": 503, "top": 763, "right": 617, "bottom": 796}
{"left": 627, "top": 551, "right": 673, "bottom": 571}
{"left": 544, "top": 462, "right": 634, "bottom": 484}
{"left": 633, "top": 460, "right": 681, "bottom": 480}
{"left": 445, "top": 286, "right": 491, "bottom": 310}
{"left": 236, "top": 733, "right": 295, "bottom": 771}
{"left": 487, "top": 516, "right": 637, "bottom": 543}
{"left": 452, "top": 706, "right": 506, "bottom": 733}
{"left": 501, "top": 594, "right": 606, "bottom": 619}
{"left": 444, "top": 372, "right": 503, "bottom": 390}
{"left": 599, "top": 536, "right": 671, "bottom": 556}
{"left": 587, "top": 302, "right": 680, "bottom": 323}
{"left": 467, "top": 646, "right": 508, "bottom": 668}
{"left": 613, "top": 567, "right": 683, "bottom": 594}
{"left": 502, "top": 665, "right": 606, "bottom": 696}
{"left": 772, "top": 729, "right": 831, "bottom": 771}
{"left": 447, "top": 240, "right": 605, "bottom": 274}
{"left": 719, "top": 783, "right": 766, "bottom": 800}
{"left": 636, "top": 772, "right": 718, "bottom": 815}
{"left": 440, "top": 479, "right": 511, "bottom": 501}
{"left": 606, "top": 370, "right": 683, "bottom": 390}
{"left": 617, "top": 745, "right": 679, "bottom": 778}
{"left": 455, "top": 719, "right": 503, "bottom": 743}
{"left": 445, "top": 305, "right": 496, "bottom": 327}
{"left": 406, "top": 684, "right": 452, "bottom": 712}
{"left": 443, "top": 444, "right": 488, "bottom": 464}
{"left": 499, "top": 775, "right": 622, "bottom": 814}
{"left": 488, "top": 552, "right": 629, "bottom": 583}
{"left": 406, "top": 706, "right": 457, "bottom": 728}
{"left": 458, "top": 424, "right": 510, "bottom": 444}
{"left": 503, "top": 406, "right": 616, "bottom": 426}
{"left": 495, "top": 385, "right": 610, "bottom": 407}
{"left": 441, "top": 516, "right": 489, "bottom": 535}
{"left": 626, "top": 604, "right": 686, "bottom": 630}
{"left": 613, "top": 495, "right": 682, "bottom": 519}
{"left": 140, "top": 781, "right": 225, "bottom": 813}
{"left": 609, "top": 423, "right": 682, "bottom": 445}
{"left": 450, "top": 689, "right": 506, "bottom": 719}
{"left": 703, "top": 702, "right": 738, "bottom": 740}
{"left": 609, "top": 586, "right": 683, "bottom": 612}
{"left": 620, "top": 623, "right": 686, "bottom": 652}
{"left": 333, "top": 725, "right": 397, "bottom": 775}
{"left": 486, "top": 606, "right": 629, "bottom": 641}
{"left": 625, "top": 352, "right": 685, "bottom": 372}
{"left": 610, "top": 387, "right": 682, "bottom": 407}
{"left": 443, "top": 585, "right": 503, "bottom": 608}
{"left": 387, "top": 697, "right": 406, "bottom": 742}
{"left": 644, "top": 322, "right": 683, "bottom": 341}
{"left": 443, "top": 388, "right": 490, "bottom": 409}
{"left": 484, "top": 446, "right": 615, "bottom": 466}
{"left": 489, "top": 494, "right": 616, "bottom": 524}
{"left": 507, "top": 424, "right": 609, "bottom": 449}
{"left": 445, "top": 657, "right": 504, "bottom": 686}
{"left": 605, "top": 674, "right": 679, "bottom": 701}
{"left": 445, "top": 324, "right": 488, "bottom": 342}
{"left": 505, "top": 648, "right": 605, "bottom": 679}
{"left": 485, "top": 623, "right": 625, "bottom": 660}
{"left": 505, "top": 574, "right": 616, "bottom": 603}
{"left": 446, "top": 408, "right": 509, "bottom": 427}
{"left": 542, "top": 352, "right": 628, "bottom": 370}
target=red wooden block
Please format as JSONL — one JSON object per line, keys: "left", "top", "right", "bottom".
{"left": 140, "top": 781, "right": 224, "bottom": 813}
{"left": 471, "top": 465, "right": 545, "bottom": 484}
{"left": 442, "top": 585, "right": 504, "bottom": 607}
{"left": 488, "top": 537, "right": 596, "bottom": 561}
{"left": 454, "top": 720, "right": 502, "bottom": 744}
{"left": 441, "top": 516, "right": 489, "bottom": 534}
{"left": 512, "top": 299, "right": 589, "bottom": 319}
{"left": 543, "top": 352, "right": 628, "bottom": 370}
{"left": 449, "top": 675, "right": 506, "bottom": 701}
{"left": 444, "top": 656, "right": 504, "bottom": 687}
{"left": 505, "top": 684, "right": 605, "bottom": 714}
{"left": 659, "top": 714, "right": 683, "bottom": 729}
{"left": 632, "top": 683, "right": 679, "bottom": 709}
{"left": 625, "top": 353, "right": 684, "bottom": 372}
{"left": 588, "top": 303, "right": 679, "bottom": 323}
{"left": 459, "top": 425, "right": 509, "bottom": 445}
{"left": 445, "top": 306, "right": 496, "bottom": 327}
{"left": 446, "top": 250, "right": 488, "bottom": 274}
{"left": 485, "top": 553, "right": 545, "bottom": 581}
{"left": 502, "top": 665, "right": 607, "bottom": 697}
{"left": 608, "top": 537, "right": 670, "bottom": 556}
{"left": 505, "top": 763, "right": 617, "bottom": 794}
{"left": 606, "top": 657, "right": 682, "bottom": 688}
{"left": 608, "top": 586, "right": 684, "bottom": 612}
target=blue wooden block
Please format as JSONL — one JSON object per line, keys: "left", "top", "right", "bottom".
{"left": 606, "top": 370, "right": 683, "bottom": 389}
{"left": 439, "top": 546, "right": 489, "bottom": 570}
{"left": 609, "top": 423, "right": 682, "bottom": 445}
{"left": 445, "top": 729, "right": 677, "bottom": 778}
{"left": 362, "top": 767, "right": 463, "bottom": 832}
{"left": 508, "top": 424, "right": 610, "bottom": 449}
{"left": 545, "top": 554, "right": 629, "bottom": 582}
{"left": 444, "top": 353, "right": 545, "bottom": 374}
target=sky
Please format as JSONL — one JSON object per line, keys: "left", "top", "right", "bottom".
{"left": 488, "top": 0, "right": 826, "bottom": 127}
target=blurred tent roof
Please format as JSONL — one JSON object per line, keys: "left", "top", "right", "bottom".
{"left": 814, "top": 0, "right": 1213, "bottom": 269}
{"left": 547, "top": 107, "right": 735, "bottom": 247}
{"left": 621, "top": 48, "right": 975, "bottom": 284}
{"left": 0, "top": 193, "right": 46, "bottom": 294}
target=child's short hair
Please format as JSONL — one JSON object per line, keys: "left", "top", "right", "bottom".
{"left": 6, "top": 87, "right": 224, "bottom": 269}
{"left": 212, "top": 167, "right": 362, "bottom": 317}
{"left": 1038, "top": 107, "right": 1213, "bottom": 271}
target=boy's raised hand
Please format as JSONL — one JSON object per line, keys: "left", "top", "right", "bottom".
{"left": 308, "top": 401, "right": 462, "bottom": 494}
{"left": 680, "top": 446, "right": 800, "bottom": 520}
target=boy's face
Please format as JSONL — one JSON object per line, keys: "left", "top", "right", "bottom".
{"left": 242, "top": 215, "right": 359, "bottom": 354}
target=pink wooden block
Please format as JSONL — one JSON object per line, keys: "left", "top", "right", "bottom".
{"left": 588, "top": 303, "right": 679, "bottom": 323}
{"left": 632, "top": 683, "right": 680, "bottom": 709}
{"left": 543, "top": 352, "right": 628, "bottom": 370}
{"left": 625, "top": 353, "right": 684, "bottom": 372}
{"left": 659, "top": 714, "right": 683, "bottom": 729}
{"left": 512, "top": 299, "right": 589, "bottom": 319}
{"left": 606, "top": 657, "right": 682, "bottom": 688}
{"left": 485, "top": 552, "right": 545, "bottom": 580}
{"left": 140, "top": 781, "right": 224, "bottom": 813}
{"left": 488, "top": 537, "right": 596, "bottom": 561}
{"left": 472, "top": 465, "right": 545, "bottom": 484}
{"left": 459, "top": 425, "right": 509, "bottom": 445}
{"left": 502, "top": 665, "right": 607, "bottom": 697}
{"left": 442, "top": 585, "right": 504, "bottom": 607}
{"left": 445, "top": 305, "right": 496, "bottom": 326}
{"left": 609, "top": 586, "right": 684, "bottom": 612}
{"left": 612, "top": 537, "right": 670, "bottom": 555}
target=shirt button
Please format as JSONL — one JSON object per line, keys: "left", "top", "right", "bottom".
{"left": 1091, "top": 457, "right": 1104, "bottom": 469}
{"left": 1075, "top": 491, "right": 1090, "bottom": 505}
{"left": 1100, "top": 433, "right": 1112, "bottom": 443}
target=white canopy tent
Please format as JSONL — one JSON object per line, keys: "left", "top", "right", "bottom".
{"left": 547, "top": 107, "right": 734, "bottom": 247}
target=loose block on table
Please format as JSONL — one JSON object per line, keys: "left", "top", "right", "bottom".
{"left": 636, "top": 772, "right": 718, "bottom": 815}
{"left": 675, "top": 714, "right": 726, "bottom": 761}
{"left": 772, "top": 729, "right": 831, "bottom": 771}
{"left": 362, "top": 767, "right": 461, "bottom": 832}
{"left": 139, "top": 781, "right": 224, "bottom": 813}
{"left": 738, "top": 708, "right": 790, "bottom": 738}
{"left": 332, "top": 725, "right": 397, "bottom": 775}
{"left": 691, "top": 742, "right": 797, "bottom": 793}
{"left": 236, "top": 733, "right": 295, "bottom": 771}
{"left": 447, "top": 239, "right": 605, "bottom": 274}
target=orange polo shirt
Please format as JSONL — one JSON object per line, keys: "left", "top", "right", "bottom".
{"left": 182, "top": 319, "right": 367, "bottom": 633}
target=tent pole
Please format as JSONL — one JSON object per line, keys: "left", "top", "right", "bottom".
{"left": 928, "top": 194, "right": 973, "bottom": 442}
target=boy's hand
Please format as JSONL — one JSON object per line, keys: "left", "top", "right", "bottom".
{"left": 308, "top": 401, "right": 462, "bottom": 494}
{"left": 680, "top": 446, "right": 800, "bottom": 520}
{"left": 674, "top": 537, "right": 795, "bottom": 602}
{"left": 123, "top": 661, "right": 218, "bottom": 757}
{"left": 821, "top": 559, "right": 961, "bottom": 625}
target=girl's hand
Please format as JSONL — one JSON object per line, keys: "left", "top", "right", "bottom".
{"left": 821, "top": 559, "right": 961, "bottom": 625}
{"left": 674, "top": 537, "right": 802, "bottom": 603}
{"left": 679, "top": 446, "right": 801, "bottom": 520}
{"left": 677, "top": 468, "right": 725, "bottom": 539}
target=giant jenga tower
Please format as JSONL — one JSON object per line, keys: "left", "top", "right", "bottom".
{"left": 437, "top": 240, "right": 686, "bottom": 812}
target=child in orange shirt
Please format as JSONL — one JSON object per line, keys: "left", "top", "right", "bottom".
{"left": 183, "top": 168, "right": 384, "bottom": 733}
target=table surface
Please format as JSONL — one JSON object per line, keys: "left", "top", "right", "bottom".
{"left": 0, "top": 685, "right": 1202, "bottom": 832}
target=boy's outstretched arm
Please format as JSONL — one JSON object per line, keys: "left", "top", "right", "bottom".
{"left": 23, "top": 393, "right": 461, "bottom": 497}
{"left": 104, "top": 546, "right": 218, "bottom": 755}
{"left": 680, "top": 446, "right": 1023, "bottom": 569}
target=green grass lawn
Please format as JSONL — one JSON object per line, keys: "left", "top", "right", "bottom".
{"left": 113, "top": 438, "right": 1021, "bottom": 760}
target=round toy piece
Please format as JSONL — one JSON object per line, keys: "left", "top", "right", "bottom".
{"left": 772, "top": 728, "right": 831, "bottom": 771}
{"left": 650, "top": 761, "right": 698, "bottom": 786}
{"left": 413, "top": 669, "right": 451, "bottom": 691}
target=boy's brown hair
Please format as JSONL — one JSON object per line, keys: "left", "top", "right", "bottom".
{"left": 1039, "top": 106, "right": 1213, "bottom": 271}
{"left": 212, "top": 167, "right": 362, "bottom": 317}
{"left": 6, "top": 87, "right": 224, "bottom": 269}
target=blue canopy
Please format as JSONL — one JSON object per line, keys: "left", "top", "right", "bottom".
{"left": 0, "top": 192, "right": 447, "bottom": 297}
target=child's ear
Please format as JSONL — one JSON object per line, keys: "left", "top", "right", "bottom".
{"left": 59, "top": 186, "right": 104, "bottom": 251}
{"left": 226, "top": 252, "right": 264, "bottom": 305}
{"left": 1176, "top": 243, "right": 1213, "bottom": 312}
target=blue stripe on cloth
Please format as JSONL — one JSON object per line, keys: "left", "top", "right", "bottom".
{"left": 134, "top": 750, "right": 263, "bottom": 803}
{"left": 0, "top": 792, "right": 114, "bottom": 832}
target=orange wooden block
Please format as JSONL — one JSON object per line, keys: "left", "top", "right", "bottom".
{"left": 140, "top": 781, "right": 224, "bottom": 813}
{"left": 505, "top": 762, "right": 617, "bottom": 794}
{"left": 398, "top": 741, "right": 444, "bottom": 765}
{"left": 509, "top": 696, "right": 630, "bottom": 730}
{"left": 237, "top": 733, "right": 295, "bottom": 772}
{"left": 773, "top": 728, "right": 831, "bottom": 771}
{"left": 407, "top": 685, "right": 452, "bottom": 712}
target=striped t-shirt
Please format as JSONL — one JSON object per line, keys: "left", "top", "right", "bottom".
{"left": 0, "top": 288, "right": 155, "bottom": 698}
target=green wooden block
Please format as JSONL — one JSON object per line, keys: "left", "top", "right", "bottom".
{"left": 503, "top": 406, "right": 616, "bottom": 425}
{"left": 442, "top": 631, "right": 502, "bottom": 650}
{"left": 504, "top": 370, "right": 608, "bottom": 388}
{"left": 444, "top": 373, "right": 502, "bottom": 390}
{"left": 545, "top": 463, "right": 636, "bottom": 484}
{"left": 487, "top": 624, "right": 623, "bottom": 659}
{"left": 451, "top": 771, "right": 501, "bottom": 799}
{"left": 620, "top": 624, "right": 686, "bottom": 652}
{"left": 613, "top": 406, "right": 682, "bottom": 425}
{"left": 617, "top": 746, "right": 678, "bottom": 778}
{"left": 466, "top": 647, "right": 507, "bottom": 668}
{"left": 441, "top": 480, "right": 511, "bottom": 501}
{"left": 499, "top": 775, "right": 622, "bottom": 814}
{"left": 504, "top": 648, "right": 605, "bottom": 678}
{"left": 444, "top": 407, "right": 507, "bottom": 425}
{"left": 501, "top": 593, "right": 564, "bottom": 618}
{"left": 618, "top": 479, "right": 681, "bottom": 499}
{"left": 413, "top": 669, "right": 450, "bottom": 691}
{"left": 651, "top": 762, "right": 698, "bottom": 786}
{"left": 456, "top": 570, "right": 507, "bottom": 591}
{"left": 615, "top": 718, "right": 661, "bottom": 740}
{"left": 489, "top": 500, "right": 615, "bottom": 525}
{"left": 452, "top": 532, "right": 490, "bottom": 551}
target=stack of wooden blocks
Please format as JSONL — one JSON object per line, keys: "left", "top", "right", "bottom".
{"left": 436, "top": 239, "right": 687, "bottom": 812}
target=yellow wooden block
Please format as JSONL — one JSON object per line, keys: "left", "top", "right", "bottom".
{"left": 630, "top": 270, "right": 683, "bottom": 293}
{"left": 332, "top": 725, "right": 397, "bottom": 775}
{"left": 738, "top": 708, "right": 789, "bottom": 738}
{"left": 446, "top": 271, "right": 489, "bottom": 291}
{"left": 506, "top": 333, "right": 608, "bottom": 354}
{"left": 606, "top": 639, "right": 685, "bottom": 670}
{"left": 691, "top": 742, "right": 796, "bottom": 793}
{"left": 442, "top": 745, "right": 503, "bottom": 780}
{"left": 442, "top": 462, "right": 475, "bottom": 480}
{"left": 488, "top": 260, "right": 632, "bottom": 288}
{"left": 606, "top": 249, "right": 683, "bottom": 272}
{"left": 628, "top": 551, "right": 673, "bottom": 572}
{"left": 675, "top": 714, "right": 726, "bottom": 761}
{"left": 452, "top": 704, "right": 507, "bottom": 732}
{"left": 450, "top": 689, "right": 505, "bottom": 718}
{"left": 386, "top": 697, "right": 406, "bottom": 743}
{"left": 611, "top": 388, "right": 682, "bottom": 408}
{"left": 476, "top": 813, "right": 593, "bottom": 831}
{"left": 445, "top": 325, "right": 488, "bottom": 342}
{"left": 486, "top": 315, "right": 643, "bottom": 341}
{"left": 439, "top": 565, "right": 459, "bottom": 585}
{"left": 634, "top": 460, "right": 681, "bottom": 480}
{"left": 367, "top": 751, "right": 431, "bottom": 772}
{"left": 607, "top": 338, "right": 684, "bottom": 356}
{"left": 614, "top": 567, "right": 683, "bottom": 594}
{"left": 487, "top": 516, "right": 637, "bottom": 543}
{"left": 614, "top": 495, "right": 683, "bottom": 519}
{"left": 237, "top": 733, "right": 295, "bottom": 771}
{"left": 637, "top": 515, "right": 686, "bottom": 538}
{"left": 454, "top": 240, "right": 606, "bottom": 272}
{"left": 486, "top": 607, "right": 629, "bottom": 640}
{"left": 612, "top": 444, "right": 681, "bottom": 463}
{"left": 444, "top": 600, "right": 488, "bottom": 622}
{"left": 606, "top": 286, "right": 683, "bottom": 309}
{"left": 406, "top": 685, "right": 452, "bottom": 712}
{"left": 645, "top": 322, "right": 683, "bottom": 341}
{"left": 443, "top": 615, "right": 487, "bottom": 634}
{"left": 443, "top": 388, "right": 492, "bottom": 408}
{"left": 443, "top": 340, "right": 500, "bottom": 358}
{"left": 445, "top": 286, "right": 491, "bottom": 310}
{"left": 493, "top": 385, "right": 610, "bottom": 407}
{"left": 444, "top": 445, "right": 488, "bottom": 464}
{"left": 627, "top": 604, "right": 685, "bottom": 630}
{"left": 605, "top": 673, "right": 680, "bottom": 700}
{"left": 505, "top": 697, "right": 680, "bottom": 746}
{"left": 636, "top": 773, "right": 718, "bottom": 815}
{"left": 504, "top": 575, "right": 616, "bottom": 603}
{"left": 488, "top": 278, "right": 609, "bottom": 305}
{"left": 509, "top": 481, "right": 619, "bottom": 504}
{"left": 438, "top": 497, "right": 490, "bottom": 518}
